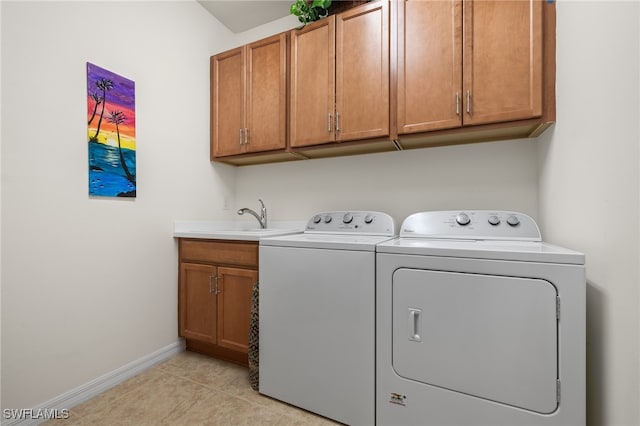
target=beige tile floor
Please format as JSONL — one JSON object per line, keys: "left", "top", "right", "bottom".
{"left": 44, "top": 351, "right": 341, "bottom": 425}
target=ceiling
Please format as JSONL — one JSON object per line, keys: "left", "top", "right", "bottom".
{"left": 197, "top": 1, "right": 293, "bottom": 33}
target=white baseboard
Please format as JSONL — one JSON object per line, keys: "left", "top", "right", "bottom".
{"left": 2, "top": 340, "right": 185, "bottom": 426}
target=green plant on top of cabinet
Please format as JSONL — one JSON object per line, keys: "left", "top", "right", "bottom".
{"left": 211, "top": 33, "right": 287, "bottom": 159}
{"left": 396, "top": 0, "right": 554, "bottom": 146}
{"left": 289, "top": 1, "right": 395, "bottom": 157}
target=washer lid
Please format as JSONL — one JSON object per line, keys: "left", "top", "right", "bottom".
{"left": 260, "top": 211, "right": 396, "bottom": 250}
{"left": 377, "top": 238, "right": 585, "bottom": 265}
{"left": 260, "top": 233, "right": 395, "bottom": 251}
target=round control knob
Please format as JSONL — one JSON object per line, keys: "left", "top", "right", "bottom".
{"left": 364, "top": 214, "right": 374, "bottom": 224}
{"left": 456, "top": 213, "right": 471, "bottom": 226}
{"left": 507, "top": 215, "right": 520, "bottom": 227}
{"left": 313, "top": 215, "right": 322, "bottom": 224}
{"left": 324, "top": 215, "right": 332, "bottom": 224}
{"left": 488, "top": 215, "right": 501, "bottom": 226}
{"left": 343, "top": 213, "right": 353, "bottom": 224}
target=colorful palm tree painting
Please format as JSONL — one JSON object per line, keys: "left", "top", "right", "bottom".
{"left": 87, "top": 62, "right": 136, "bottom": 197}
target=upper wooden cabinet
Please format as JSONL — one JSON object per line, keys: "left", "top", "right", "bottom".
{"left": 289, "top": 17, "right": 334, "bottom": 147}
{"left": 290, "top": 1, "right": 390, "bottom": 148}
{"left": 209, "top": 0, "right": 555, "bottom": 165}
{"left": 463, "top": 0, "right": 543, "bottom": 125}
{"left": 211, "top": 33, "right": 287, "bottom": 158}
{"left": 397, "top": 0, "right": 548, "bottom": 135}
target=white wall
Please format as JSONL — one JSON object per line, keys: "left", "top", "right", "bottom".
{"left": 234, "top": 141, "right": 539, "bottom": 225}
{"left": 0, "top": 1, "right": 236, "bottom": 409}
{"left": 538, "top": 2, "right": 640, "bottom": 426}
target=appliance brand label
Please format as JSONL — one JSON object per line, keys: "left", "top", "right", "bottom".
{"left": 389, "top": 392, "right": 407, "bottom": 406}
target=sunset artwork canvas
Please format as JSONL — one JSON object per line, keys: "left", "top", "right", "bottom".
{"left": 87, "top": 62, "right": 136, "bottom": 197}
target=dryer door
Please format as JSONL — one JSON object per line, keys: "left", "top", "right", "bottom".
{"left": 392, "top": 268, "right": 558, "bottom": 414}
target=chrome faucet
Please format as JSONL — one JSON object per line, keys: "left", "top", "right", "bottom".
{"left": 237, "top": 199, "right": 268, "bottom": 229}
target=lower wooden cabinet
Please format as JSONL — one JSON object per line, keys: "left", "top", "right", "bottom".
{"left": 216, "top": 266, "right": 257, "bottom": 353}
{"left": 179, "top": 262, "right": 217, "bottom": 344}
{"left": 178, "top": 238, "right": 258, "bottom": 366}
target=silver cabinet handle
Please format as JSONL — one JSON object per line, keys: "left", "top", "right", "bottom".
{"left": 215, "top": 276, "right": 221, "bottom": 294}
{"left": 466, "top": 90, "right": 471, "bottom": 114}
{"left": 456, "top": 92, "right": 460, "bottom": 115}
{"left": 328, "top": 113, "right": 332, "bottom": 133}
{"left": 244, "top": 128, "right": 249, "bottom": 145}
{"left": 239, "top": 128, "right": 244, "bottom": 145}
{"left": 209, "top": 275, "right": 215, "bottom": 294}
{"left": 335, "top": 112, "right": 340, "bottom": 132}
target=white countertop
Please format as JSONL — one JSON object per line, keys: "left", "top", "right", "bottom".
{"left": 173, "top": 220, "right": 305, "bottom": 241}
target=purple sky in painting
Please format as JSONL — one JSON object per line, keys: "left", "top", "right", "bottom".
{"left": 86, "top": 62, "right": 135, "bottom": 111}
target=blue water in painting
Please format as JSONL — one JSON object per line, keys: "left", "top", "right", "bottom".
{"left": 88, "top": 141, "right": 136, "bottom": 197}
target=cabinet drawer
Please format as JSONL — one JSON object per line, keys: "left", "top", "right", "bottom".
{"left": 180, "top": 239, "right": 258, "bottom": 267}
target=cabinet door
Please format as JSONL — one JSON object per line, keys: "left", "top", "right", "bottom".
{"left": 246, "top": 34, "right": 287, "bottom": 153}
{"left": 179, "top": 263, "right": 217, "bottom": 344}
{"left": 216, "top": 267, "right": 257, "bottom": 353}
{"left": 336, "top": 1, "right": 389, "bottom": 141}
{"left": 397, "top": 0, "right": 462, "bottom": 134}
{"left": 463, "top": 0, "right": 543, "bottom": 125}
{"left": 211, "top": 47, "right": 245, "bottom": 157}
{"left": 290, "top": 17, "right": 336, "bottom": 148}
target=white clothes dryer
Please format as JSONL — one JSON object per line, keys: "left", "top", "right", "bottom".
{"left": 376, "top": 210, "right": 585, "bottom": 426}
{"left": 260, "top": 211, "right": 395, "bottom": 426}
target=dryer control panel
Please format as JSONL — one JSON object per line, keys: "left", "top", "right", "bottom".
{"left": 400, "top": 210, "right": 541, "bottom": 241}
{"left": 305, "top": 211, "right": 395, "bottom": 236}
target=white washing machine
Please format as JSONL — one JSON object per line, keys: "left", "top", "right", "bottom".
{"left": 259, "top": 211, "right": 395, "bottom": 426}
{"left": 376, "top": 210, "right": 585, "bottom": 426}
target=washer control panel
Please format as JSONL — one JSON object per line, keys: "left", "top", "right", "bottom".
{"left": 401, "top": 210, "right": 541, "bottom": 241}
{"left": 305, "top": 211, "right": 395, "bottom": 236}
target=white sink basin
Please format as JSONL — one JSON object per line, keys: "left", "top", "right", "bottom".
{"left": 213, "top": 227, "right": 268, "bottom": 232}
{"left": 173, "top": 220, "right": 304, "bottom": 241}
{"left": 203, "top": 227, "right": 296, "bottom": 235}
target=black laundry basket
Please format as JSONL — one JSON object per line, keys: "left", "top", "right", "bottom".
{"left": 248, "top": 281, "right": 259, "bottom": 391}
